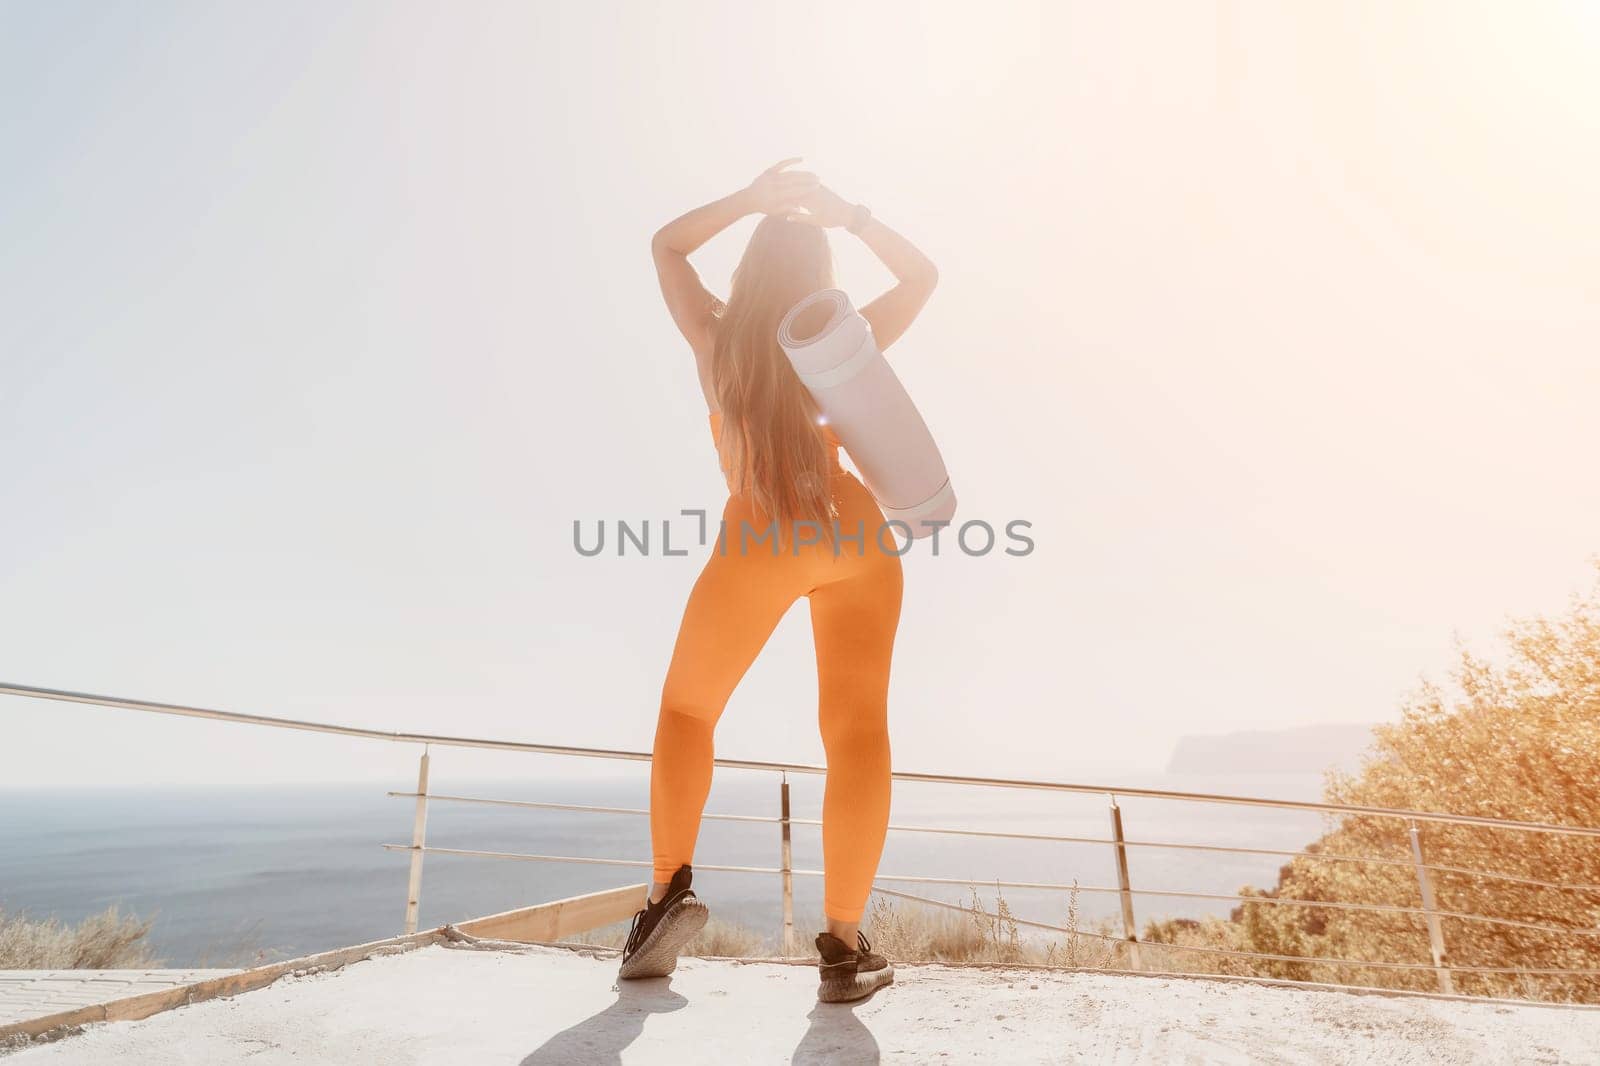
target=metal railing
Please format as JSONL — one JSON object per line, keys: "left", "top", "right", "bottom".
{"left": 7, "top": 680, "right": 1600, "bottom": 1001}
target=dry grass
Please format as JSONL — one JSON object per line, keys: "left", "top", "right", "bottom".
{"left": 0, "top": 906, "right": 159, "bottom": 969}
{"left": 1140, "top": 915, "right": 1262, "bottom": 978}
{"left": 1199, "top": 565, "right": 1600, "bottom": 1003}
{"left": 573, "top": 881, "right": 1134, "bottom": 970}
{"left": 864, "top": 883, "right": 1130, "bottom": 970}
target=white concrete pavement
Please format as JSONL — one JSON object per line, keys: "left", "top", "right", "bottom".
{"left": 7, "top": 944, "right": 1599, "bottom": 1065}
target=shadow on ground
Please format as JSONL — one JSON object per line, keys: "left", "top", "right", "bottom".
{"left": 516, "top": 974, "right": 883, "bottom": 1065}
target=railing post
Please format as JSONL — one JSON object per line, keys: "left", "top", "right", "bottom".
{"left": 1408, "top": 820, "right": 1454, "bottom": 994}
{"left": 1108, "top": 795, "right": 1143, "bottom": 970}
{"left": 779, "top": 773, "right": 796, "bottom": 956}
{"left": 404, "top": 746, "right": 431, "bottom": 935}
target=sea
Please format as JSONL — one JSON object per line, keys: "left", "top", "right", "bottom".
{"left": 0, "top": 770, "right": 1331, "bottom": 967}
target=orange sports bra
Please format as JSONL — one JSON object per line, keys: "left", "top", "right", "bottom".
{"left": 708, "top": 409, "right": 845, "bottom": 492}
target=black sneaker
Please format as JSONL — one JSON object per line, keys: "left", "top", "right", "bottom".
{"left": 618, "top": 863, "right": 708, "bottom": 979}
{"left": 815, "top": 929, "right": 894, "bottom": 1002}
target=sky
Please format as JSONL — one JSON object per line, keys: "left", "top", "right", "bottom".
{"left": 2, "top": 1, "right": 1597, "bottom": 790}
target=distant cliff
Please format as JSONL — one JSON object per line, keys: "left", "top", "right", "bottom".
{"left": 1164, "top": 723, "right": 1379, "bottom": 776}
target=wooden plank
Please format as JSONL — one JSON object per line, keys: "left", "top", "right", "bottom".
{"left": 454, "top": 882, "right": 645, "bottom": 943}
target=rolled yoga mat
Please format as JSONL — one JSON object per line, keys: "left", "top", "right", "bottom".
{"left": 777, "top": 288, "right": 956, "bottom": 539}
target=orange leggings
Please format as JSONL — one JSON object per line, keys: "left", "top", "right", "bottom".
{"left": 650, "top": 472, "right": 903, "bottom": 923}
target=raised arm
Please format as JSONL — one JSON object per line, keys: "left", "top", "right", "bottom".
{"left": 787, "top": 185, "right": 938, "bottom": 350}
{"left": 652, "top": 159, "right": 820, "bottom": 365}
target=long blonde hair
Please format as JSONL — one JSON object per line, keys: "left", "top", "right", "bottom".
{"left": 711, "top": 215, "right": 839, "bottom": 545}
